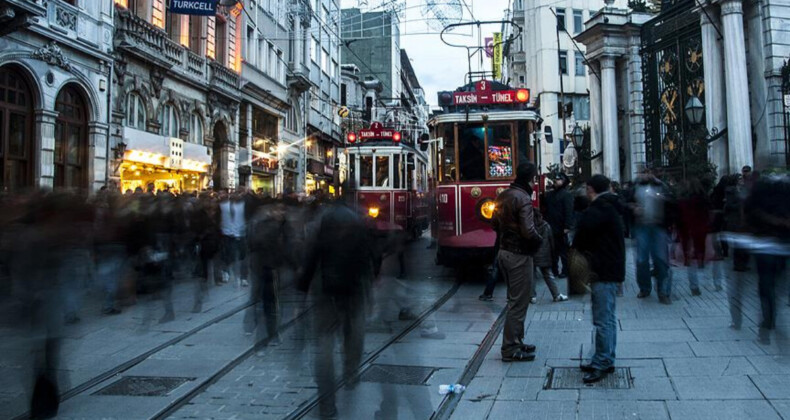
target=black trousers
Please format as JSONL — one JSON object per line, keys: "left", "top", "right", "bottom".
{"left": 552, "top": 232, "right": 569, "bottom": 276}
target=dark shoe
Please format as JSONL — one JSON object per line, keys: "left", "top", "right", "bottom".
{"left": 580, "top": 364, "right": 615, "bottom": 373}
{"left": 521, "top": 344, "right": 536, "bottom": 353}
{"left": 691, "top": 288, "right": 701, "bottom": 296}
{"left": 268, "top": 335, "right": 282, "bottom": 346}
{"left": 319, "top": 403, "right": 338, "bottom": 419}
{"left": 659, "top": 295, "right": 672, "bottom": 305}
{"left": 637, "top": 291, "right": 650, "bottom": 299}
{"left": 102, "top": 308, "right": 121, "bottom": 315}
{"left": 583, "top": 368, "right": 611, "bottom": 384}
{"left": 398, "top": 308, "right": 418, "bottom": 321}
{"left": 557, "top": 272, "right": 568, "bottom": 279}
{"left": 478, "top": 294, "right": 493, "bottom": 302}
{"left": 159, "top": 312, "right": 175, "bottom": 324}
{"left": 502, "top": 350, "right": 536, "bottom": 362}
{"left": 64, "top": 315, "right": 80, "bottom": 325}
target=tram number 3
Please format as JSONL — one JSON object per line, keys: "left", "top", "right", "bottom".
{"left": 439, "top": 193, "right": 449, "bottom": 204}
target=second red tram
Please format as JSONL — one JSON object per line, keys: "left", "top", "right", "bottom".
{"left": 431, "top": 80, "right": 541, "bottom": 266}
{"left": 343, "top": 122, "right": 430, "bottom": 238}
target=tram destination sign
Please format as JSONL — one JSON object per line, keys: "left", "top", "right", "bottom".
{"left": 452, "top": 80, "right": 529, "bottom": 106}
{"left": 356, "top": 122, "right": 402, "bottom": 142}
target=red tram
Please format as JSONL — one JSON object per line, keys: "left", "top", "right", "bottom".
{"left": 430, "top": 80, "right": 541, "bottom": 266}
{"left": 343, "top": 122, "right": 431, "bottom": 238}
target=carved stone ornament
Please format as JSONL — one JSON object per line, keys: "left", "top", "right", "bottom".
{"left": 32, "top": 41, "right": 71, "bottom": 71}
{"left": 150, "top": 67, "right": 164, "bottom": 98}
{"left": 56, "top": 6, "right": 77, "bottom": 31}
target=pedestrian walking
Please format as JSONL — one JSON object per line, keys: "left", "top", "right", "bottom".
{"left": 631, "top": 168, "right": 673, "bottom": 304}
{"left": 531, "top": 211, "right": 567, "bottom": 303}
{"left": 218, "top": 192, "right": 247, "bottom": 287}
{"left": 492, "top": 162, "right": 542, "bottom": 362}
{"left": 678, "top": 178, "right": 716, "bottom": 295}
{"left": 572, "top": 175, "right": 625, "bottom": 383}
{"left": 299, "top": 189, "right": 374, "bottom": 419}
{"left": 544, "top": 172, "right": 574, "bottom": 278}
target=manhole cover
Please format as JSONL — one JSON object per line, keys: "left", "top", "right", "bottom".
{"left": 545, "top": 367, "right": 631, "bottom": 389}
{"left": 93, "top": 376, "right": 194, "bottom": 397}
{"left": 359, "top": 364, "right": 435, "bottom": 385}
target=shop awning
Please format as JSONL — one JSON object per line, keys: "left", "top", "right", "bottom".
{"left": 122, "top": 127, "right": 211, "bottom": 171}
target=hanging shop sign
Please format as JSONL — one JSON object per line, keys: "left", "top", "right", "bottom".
{"left": 168, "top": 0, "right": 218, "bottom": 16}
{"left": 492, "top": 32, "right": 503, "bottom": 80}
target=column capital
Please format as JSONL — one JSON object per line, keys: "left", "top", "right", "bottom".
{"left": 720, "top": 0, "right": 743, "bottom": 17}
{"left": 34, "top": 109, "right": 59, "bottom": 121}
{"left": 600, "top": 56, "right": 616, "bottom": 69}
{"left": 700, "top": 6, "right": 720, "bottom": 26}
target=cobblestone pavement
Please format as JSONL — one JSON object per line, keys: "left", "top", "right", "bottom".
{"left": 4, "top": 239, "right": 790, "bottom": 420}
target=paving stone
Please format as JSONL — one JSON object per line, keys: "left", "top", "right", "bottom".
{"left": 577, "top": 400, "right": 669, "bottom": 420}
{"left": 749, "top": 375, "right": 790, "bottom": 399}
{"left": 689, "top": 341, "right": 767, "bottom": 357}
{"left": 666, "top": 400, "right": 782, "bottom": 420}
{"left": 663, "top": 356, "right": 756, "bottom": 377}
{"left": 619, "top": 318, "right": 687, "bottom": 331}
{"left": 618, "top": 329, "right": 696, "bottom": 343}
{"left": 535, "top": 389, "right": 578, "bottom": 401}
{"left": 746, "top": 355, "right": 790, "bottom": 375}
{"left": 487, "top": 401, "right": 577, "bottom": 420}
{"left": 617, "top": 358, "right": 667, "bottom": 378}
{"left": 771, "top": 400, "right": 790, "bottom": 419}
{"left": 683, "top": 316, "right": 755, "bottom": 329}
{"left": 616, "top": 342, "right": 694, "bottom": 359}
{"left": 449, "top": 399, "right": 494, "bottom": 420}
{"left": 495, "top": 377, "right": 545, "bottom": 401}
{"left": 689, "top": 326, "right": 761, "bottom": 341}
{"left": 673, "top": 376, "right": 763, "bottom": 400}
{"left": 462, "top": 376, "right": 504, "bottom": 401}
{"left": 506, "top": 362, "right": 550, "bottom": 378}
{"left": 579, "top": 377, "right": 677, "bottom": 401}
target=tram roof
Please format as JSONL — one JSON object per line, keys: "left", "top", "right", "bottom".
{"left": 430, "top": 110, "right": 540, "bottom": 125}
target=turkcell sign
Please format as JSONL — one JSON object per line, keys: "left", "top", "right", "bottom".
{"left": 169, "top": 0, "right": 218, "bottom": 16}
{"left": 453, "top": 90, "right": 518, "bottom": 105}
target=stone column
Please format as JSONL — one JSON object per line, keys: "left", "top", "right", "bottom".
{"left": 244, "top": 103, "right": 253, "bottom": 188}
{"left": 600, "top": 55, "right": 620, "bottom": 182}
{"left": 35, "top": 109, "right": 58, "bottom": 189}
{"left": 721, "top": 0, "right": 753, "bottom": 172}
{"left": 588, "top": 61, "right": 603, "bottom": 175}
{"left": 702, "top": 6, "right": 728, "bottom": 176}
{"left": 88, "top": 122, "right": 109, "bottom": 191}
{"left": 626, "top": 38, "right": 645, "bottom": 181}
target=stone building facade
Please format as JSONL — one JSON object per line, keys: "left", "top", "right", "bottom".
{"left": 0, "top": 0, "right": 114, "bottom": 192}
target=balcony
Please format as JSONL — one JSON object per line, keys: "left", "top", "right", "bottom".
{"left": 0, "top": 0, "right": 46, "bottom": 36}
{"left": 287, "top": 61, "right": 312, "bottom": 93}
{"left": 115, "top": 9, "right": 184, "bottom": 69}
{"left": 209, "top": 60, "right": 241, "bottom": 100}
{"left": 511, "top": 51, "right": 526, "bottom": 65}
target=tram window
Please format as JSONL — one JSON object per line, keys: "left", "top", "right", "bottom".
{"left": 458, "top": 124, "right": 486, "bottom": 181}
{"left": 349, "top": 154, "right": 357, "bottom": 188}
{"left": 518, "top": 121, "right": 529, "bottom": 166}
{"left": 375, "top": 155, "right": 390, "bottom": 188}
{"left": 440, "top": 124, "right": 455, "bottom": 182}
{"left": 360, "top": 155, "right": 373, "bottom": 187}
{"left": 486, "top": 124, "right": 514, "bottom": 178}
{"left": 393, "top": 154, "right": 402, "bottom": 189}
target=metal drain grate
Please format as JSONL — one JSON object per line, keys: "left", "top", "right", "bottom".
{"left": 93, "top": 376, "right": 194, "bottom": 397}
{"left": 545, "top": 367, "right": 631, "bottom": 389}
{"left": 359, "top": 364, "right": 435, "bottom": 385}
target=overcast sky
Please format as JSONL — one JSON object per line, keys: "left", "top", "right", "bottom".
{"left": 340, "top": 0, "right": 511, "bottom": 107}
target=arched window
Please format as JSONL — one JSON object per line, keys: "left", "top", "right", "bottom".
{"left": 55, "top": 85, "right": 88, "bottom": 189}
{"left": 189, "top": 112, "right": 203, "bottom": 144}
{"left": 0, "top": 66, "right": 33, "bottom": 191}
{"left": 126, "top": 93, "right": 146, "bottom": 130}
{"left": 160, "top": 103, "right": 179, "bottom": 138}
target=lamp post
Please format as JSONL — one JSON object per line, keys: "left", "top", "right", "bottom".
{"left": 571, "top": 123, "right": 584, "bottom": 149}
{"left": 684, "top": 94, "right": 725, "bottom": 144}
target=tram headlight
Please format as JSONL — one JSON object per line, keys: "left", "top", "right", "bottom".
{"left": 368, "top": 206, "right": 380, "bottom": 218}
{"left": 478, "top": 199, "right": 496, "bottom": 220}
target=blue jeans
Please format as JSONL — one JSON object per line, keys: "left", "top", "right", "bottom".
{"left": 590, "top": 282, "right": 618, "bottom": 370}
{"left": 635, "top": 225, "right": 671, "bottom": 297}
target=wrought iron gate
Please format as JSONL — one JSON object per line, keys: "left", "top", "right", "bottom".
{"left": 642, "top": 3, "right": 705, "bottom": 178}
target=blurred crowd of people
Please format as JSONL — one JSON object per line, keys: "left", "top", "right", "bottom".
{"left": 1, "top": 183, "right": 407, "bottom": 419}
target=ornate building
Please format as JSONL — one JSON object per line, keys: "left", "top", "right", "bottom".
{"left": 0, "top": 0, "right": 114, "bottom": 191}
{"left": 110, "top": 0, "right": 242, "bottom": 192}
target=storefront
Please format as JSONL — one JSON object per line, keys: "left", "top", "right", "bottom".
{"left": 119, "top": 127, "right": 211, "bottom": 193}
{"left": 250, "top": 150, "right": 277, "bottom": 196}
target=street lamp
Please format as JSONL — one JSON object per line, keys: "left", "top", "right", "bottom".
{"left": 684, "top": 94, "right": 726, "bottom": 144}
{"left": 684, "top": 95, "right": 705, "bottom": 126}
{"left": 571, "top": 123, "right": 584, "bottom": 148}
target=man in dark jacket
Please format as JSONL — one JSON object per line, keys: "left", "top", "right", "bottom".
{"left": 492, "top": 162, "right": 542, "bottom": 362}
{"left": 573, "top": 175, "right": 625, "bottom": 383}
{"left": 545, "top": 173, "right": 574, "bottom": 278}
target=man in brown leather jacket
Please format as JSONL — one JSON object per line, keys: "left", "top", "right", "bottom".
{"left": 493, "top": 162, "right": 542, "bottom": 362}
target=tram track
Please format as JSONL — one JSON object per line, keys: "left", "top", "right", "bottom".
{"left": 11, "top": 287, "right": 295, "bottom": 420}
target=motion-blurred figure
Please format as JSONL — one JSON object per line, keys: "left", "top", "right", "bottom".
{"left": 743, "top": 173, "right": 790, "bottom": 343}
{"left": 218, "top": 192, "right": 247, "bottom": 287}
{"left": 300, "top": 191, "right": 373, "bottom": 419}
{"left": 544, "top": 172, "right": 574, "bottom": 278}
{"left": 678, "top": 178, "right": 716, "bottom": 295}
{"left": 632, "top": 168, "right": 673, "bottom": 304}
